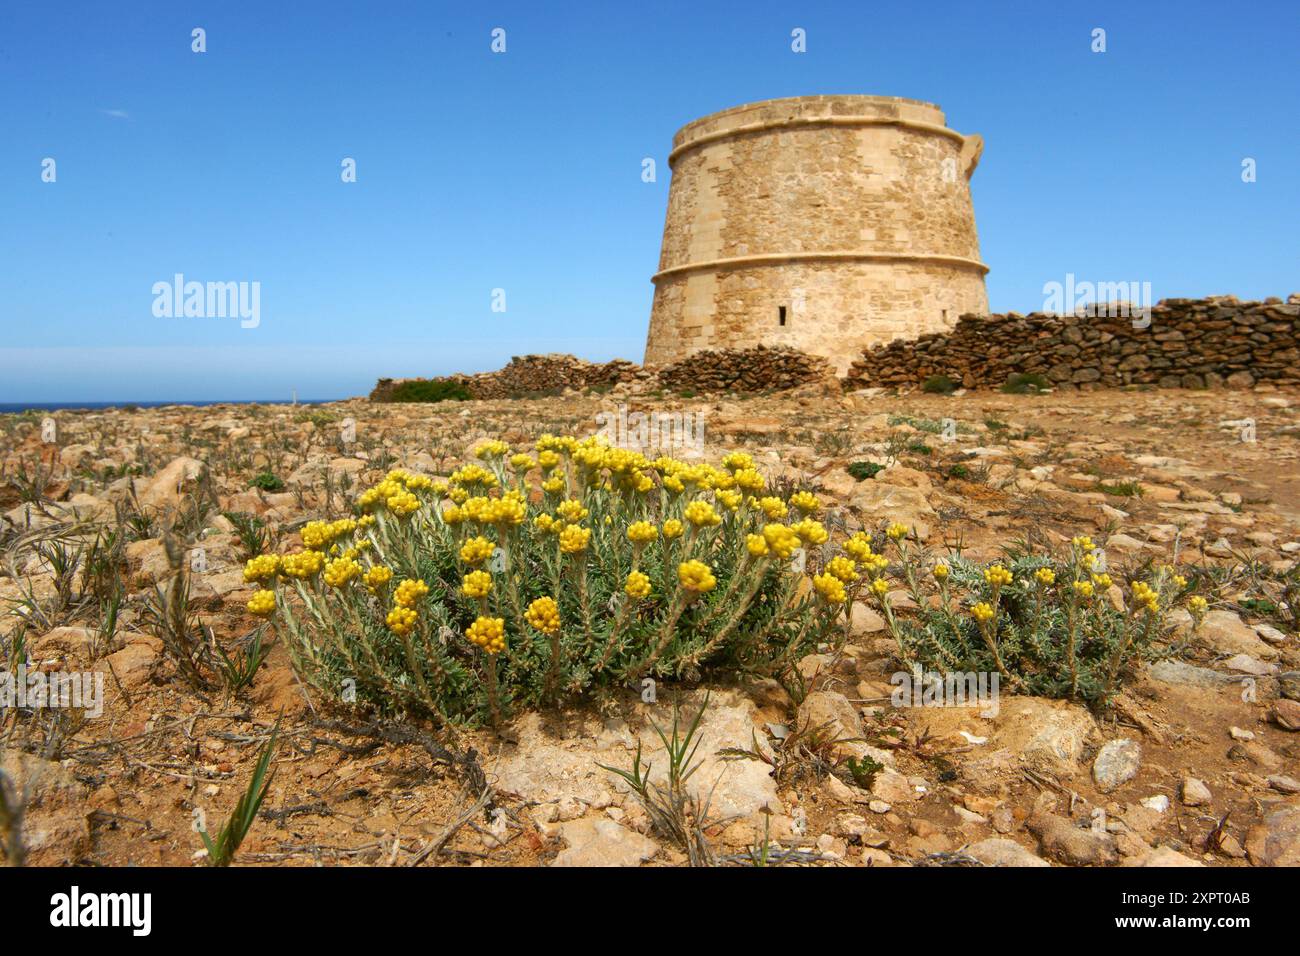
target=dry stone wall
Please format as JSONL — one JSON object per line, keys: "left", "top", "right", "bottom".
{"left": 371, "top": 347, "right": 833, "bottom": 402}
{"left": 845, "top": 296, "right": 1300, "bottom": 391}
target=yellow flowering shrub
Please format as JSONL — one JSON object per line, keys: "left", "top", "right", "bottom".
{"left": 858, "top": 531, "right": 1200, "bottom": 707}
{"left": 260, "top": 434, "right": 843, "bottom": 725}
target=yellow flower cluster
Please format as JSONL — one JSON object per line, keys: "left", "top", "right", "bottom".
{"left": 661, "top": 519, "right": 684, "bottom": 540}
{"left": 323, "top": 556, "right": 362, "bottom": 588}
{"left": 387, "top": 606, "right": 418, "bottom": 635}
{"left": 461, "top": 494, "right": 526, "bottom": 526}
{"left": 247, "top": 589, "right": 276, "bottom": 617}
{"left": 886, "top": 523, "right": 909, "bottom": 540}
{"left": 449, "top": 464, "right": 498, "bottom": 488}
{"left": 301, "top": 519, "right": 357, "bottom": 551}
{"left": 933, "top": 563, "right": 950, "bottom": 580}
{"left": 364, "top": 565, "right": 393, "bottom": 592}
{"left": 559, "top": 525, "right": 591, "bottom": 554}
{"left": 789, "top": 491, "right": 820, "bottom": 514}
{"left": 556, "top": 499, "right": 589, "bottom": 522}
{"left": 387, "top": 489, "right": 420, "bottom": 517}
{"left": 762, "top": 524, "right": 801, "bottom": 559}
{"left": 281, "top": 550, "right": 325, "bottom": 579}
{"left": 394, "top": 578, "right": 429, "bottom": 608}
{"left": 1131, "top": 581, "right": 1159, "bottom": 613}
{"left": 984, "top": 565, "right": 1013, "bottom": 587}
{"left": 1072, "top": 580, "right": 1094, "bottom": 599}
{"left": 813, "top": 572, "right": 846, "bottom": 604}
{"left": 758, "top": 497, "right": 788, "bottom": 520}
{"left": 462, "top": 570, "right": 493, "bottom": 599}
{"left": 459, "top": 536, "right": 496, "bottom": 566}
{"left": 721, "top": 451, "right": 754, "bottom": 472}
{"left": 826, "top": 556, "right": 858, "bottom": 583}
{"left": 1034, "top": 567, "right": 1056, "bottom": 585}
{"left": 843, "top": 532, "right": 873, "bottom": 562}
{"left": 243, "top": 554, "right": 280, "bottom": 583}
{"left": 626, "top": 520, "right": 658, "bottom": 545}
{"left": 684, "top": 500, "right": 721, "bottom": 528}
{"left": 476, "top": 439, "right": 509, "bottom": 459}
{"left": 524, "top": 597, "right": 561, "bottom": 634}
{"left": 466, "top": 616, "right": 506, "bottom": 654}
{"left": 972, "top": 601, "right": 995, "bottom": 623}
{"left": 678, "top": 560, "right": 717, "bottom": 593}
{"left": 792, "top": 519, "right": 828, "bottom": 546}
{"left": 625, "top": 571, "right": 652, "bottom": 599}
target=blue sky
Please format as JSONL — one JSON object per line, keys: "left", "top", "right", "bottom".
{"left": 1, "top": 0, "right": 1296, "bottom": 402}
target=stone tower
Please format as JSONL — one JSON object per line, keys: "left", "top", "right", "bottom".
{"left": 644, "top": 95, "right": 989, "bottom": 374}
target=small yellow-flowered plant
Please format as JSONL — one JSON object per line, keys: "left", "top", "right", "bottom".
{"left": 661, "top": 519, "right": 684, "bottom": 540}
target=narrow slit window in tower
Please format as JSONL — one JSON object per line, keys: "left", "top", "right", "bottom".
{"left": 778, "top": 306, "right": 787, "bottom": 327}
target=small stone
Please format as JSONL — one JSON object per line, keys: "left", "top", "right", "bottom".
{"left": 868, "top": 800, "right": 892, "bottom": 814}
{"left": 1273, "top": 699, "right": 1300, "bottom": 731}
{"left": 1092, "top": 739, "right": 1142, "bottom": 793}
{"left": 1123, "top": 846, "right": 1204, "bottom": 868}
{"left": 551, "top": 817, "right": 659, "bottom": 867}
{"left": 1140, "top": 795, "right": 1170, "bottom": 813}
{"left": 1229, "top": 726, "right": 1256, "bottom": 741}
{"left": 1245, "top": 804, "right": 1300, "bottom": 866}
{"left": 1181, "top": 778, "right": 1212, "bottom": 807}
{"left": 964, "top": 837, "right": 1049, "bottom": 867}
{"left": 1266, "top": 775, "right": 1300, "bottom": 794}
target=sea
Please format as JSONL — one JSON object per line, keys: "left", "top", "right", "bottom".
{"left": 0, "top": 399, "right": 339, "bottom": 414}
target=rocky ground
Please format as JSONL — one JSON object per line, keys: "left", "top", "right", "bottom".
{"left": 2, "top": 381, "right": 1298, "bottom": 867}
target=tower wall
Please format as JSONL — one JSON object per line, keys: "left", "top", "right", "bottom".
{"left": 644, "top": 95, "right": 989, "bottom": 374}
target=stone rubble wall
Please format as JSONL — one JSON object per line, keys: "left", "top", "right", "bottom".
{"left": 845, "top": 295, "right": 1300, "bottom": 391}
{"left": 371, "top": 346, "right": 832, "bottom": 402}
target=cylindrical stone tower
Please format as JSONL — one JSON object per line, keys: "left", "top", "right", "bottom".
{"left": 644, "top": 95, "right": 989, "bottom": 374}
